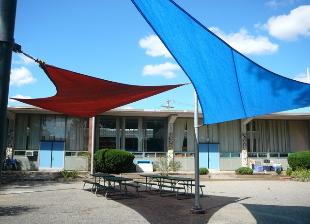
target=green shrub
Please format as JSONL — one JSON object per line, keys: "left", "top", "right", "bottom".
{"left": 286, "top": 167, "right": 293, "bottom": 176}
{"left": 199, "top": 168, "right": 209, "bottom": 175}
{"left": 60, "top": 170, "right": 70, "bottom": 179}
{"left": 291, "top": 169, "right": 310, "bottom": 182}
{"left": 288, "top": 151, "right": 310, "bottom": 171}
{"left": 235, "top": 167, "right": 253, "bottom": 175}
{"left": 94, "top": 149, "right": 134, "bottom": 174}
{"left": 275, "top": 169, "right": 282, "bottom": 175}
{"left": 60, "top": 170, "right": 78, "bottom": 179}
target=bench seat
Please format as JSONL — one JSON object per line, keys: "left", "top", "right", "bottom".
{"left": 179, "top": 183, "right": 205, "bottom": 195}
{"left": 122, "top": 182, "right": 141, "bottom": 196}
{"left": 158, "top": 184, "right": 185, "bottom": 199}
{"left": 82, "top": 179, "right": 100, "bottom": 193}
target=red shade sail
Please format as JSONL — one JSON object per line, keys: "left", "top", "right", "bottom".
{"left": 12, "top": 64, "right": 185, "bottom": 117}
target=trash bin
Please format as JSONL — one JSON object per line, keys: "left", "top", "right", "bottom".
{"left": 136, "top": 160, "right": 153, "bottom": 172}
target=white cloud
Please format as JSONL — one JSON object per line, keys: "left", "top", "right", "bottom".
{"left": 139, "top": 34, "right": 172, "bottom": 58}
{"left": 265, "top": 0, "right": 296, "bottom": 9}
{"left": 265, "top": 5, "right": 310, "bottom": 40}
{"left": 293, "top": 69, "right": 310, "bottom": 83}
{"left": 142, "top": 62, "right": 180, "bottom": 79}
{"left": 10, "top": 67, "right": 36, "bottom": 86}
{"left": 13, "top": 54, "right": 36, "bottom": 65}
{"left": 8, "top": 94, "right": 32, "bottom": 106}
{"left": 209, "top": 27, "right": 279, "bottom": 55}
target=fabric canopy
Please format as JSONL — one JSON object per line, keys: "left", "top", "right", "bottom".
{"left": 132, "top": 0, "right": 310, "bottom": 125}
{"left": 13, "top": 64, "right": 185, "bottom": 117}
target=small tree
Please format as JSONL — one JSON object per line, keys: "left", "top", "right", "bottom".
{"left": 158, "top": 157, "right": 182, "bottom": 175}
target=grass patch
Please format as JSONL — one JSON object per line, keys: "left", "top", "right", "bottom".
{"left": 291, "top": 169, "right": 310, "bottom": 182}
{"left": 60, "top": 170, "right": 79, "bottom": 179}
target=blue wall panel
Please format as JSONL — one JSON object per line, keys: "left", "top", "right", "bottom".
{"left": 199, "top": 143, "right": 219, "bottom": 169}
{"left": 39, "top": 141, "right": 64, "bottom": 169}
{"left": 39, "top": 141, "right": 52, "bottom": 169}
{"left": 52, "top": 141, "right": 64, "bottom": 169}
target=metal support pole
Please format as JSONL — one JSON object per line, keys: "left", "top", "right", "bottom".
{"left": 0, "top": 0, "right": 17, "bottom": 174}
{"left": 191, "top": 90, "right": 205, "bottom": 214}
{"left": 90, "top": 117, "right": 95, "bottom": 174}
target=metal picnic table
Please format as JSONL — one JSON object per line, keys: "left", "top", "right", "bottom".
{"left": 90, "top": 173, "right": 133, "bottom": 197}
{"left": 91, "top": 173, "right": 114, "bottom": 185}
{"left": 139, "top": 173, "right": 195, "bottom": 196}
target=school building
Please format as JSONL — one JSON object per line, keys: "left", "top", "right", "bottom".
{"left": 5, "top": 107, "right": 310, "bottom": 171}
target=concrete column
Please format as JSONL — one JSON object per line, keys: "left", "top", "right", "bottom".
{"left": 241, "top": 118, "right": 253, "bottom": 167}
{"left": 6, "top": 111, "right": 15, "bottom": 154}
{"left": 138, "top": 117, "right": 143, "bottom": 152}
{"left": 121, "top": 118, "right": 125, "bottom": 150}
{"left": 167, "top": 115, "right": 177, "bottom": 162}
{"left": 88, "top": 117, "right": 93, "bottom": 154}
{"left": 88, "top": 117, "right": 95, "bottom": 173}
{"left": 116, "top": 118, "right": 120, "bottom": 149}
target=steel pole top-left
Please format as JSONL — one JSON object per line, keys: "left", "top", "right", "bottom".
{"left": 0, "top": 0, "right": 18, "bottom": 174}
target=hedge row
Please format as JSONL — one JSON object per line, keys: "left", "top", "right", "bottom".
{"left": 94, "top": 149, "right": 135, "bottom": 174}
{"left": 287, "top": 151, "right": 310, "bottom": 171}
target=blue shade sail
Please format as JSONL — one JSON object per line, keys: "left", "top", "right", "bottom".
{"left": 132, "top": 0, "right": 310, "bottom": 124}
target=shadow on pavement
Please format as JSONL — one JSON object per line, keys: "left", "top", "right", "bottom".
{"left": 242, "top": 204, "right": 310, "bottom": 224}
{"left": 114, "top": 190, "right": 247, "bottom": 224}
{"left": 0, "top": 205, "right": 38, "bottom": 217}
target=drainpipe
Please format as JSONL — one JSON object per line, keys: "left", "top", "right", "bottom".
{"left": 0, "top": 0, "right": 17, "bottom": 175}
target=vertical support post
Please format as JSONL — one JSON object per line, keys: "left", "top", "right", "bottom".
{"left": 191, "top": 90, "right": 205, "bottom": 214}
{"left": 90, "top": 117, "right": 95, "bottom": 174}
{"left": 241, "top": 118, "right": 252, "bottom": 167}
{"left": 167, "top": 115, "right": 177, "bottom": 164}
{"left": 138, "top": 117, "right": 143, "bottom": 152}
{"left": 0, "top": 0, "right": 17, "bottom": 174}
{"left": 241, "top": 121, "right": 247, "bottom": 167}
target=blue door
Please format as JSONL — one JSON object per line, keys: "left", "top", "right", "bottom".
{"left": 51, "top": 141, "right": 65, "bottom": 169}
{"left": 39, "top": 141, "right": 64, "bottom": 169}
{"left": 199, "top": 143, "right": 219, "bottom": 169}
{"left": 39, "top": 141, "right": 52, "bottom": 169}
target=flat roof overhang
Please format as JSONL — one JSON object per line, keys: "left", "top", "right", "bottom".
{"left": 7, "top": 106, "right": 310, "bottom": 120}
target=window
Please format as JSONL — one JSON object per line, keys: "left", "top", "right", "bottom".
{"left": 15, "top": 114, "right": 40, "bottom": 150}
{"left": 98, "top": 117, "right": 117, "bottom": 149}
{"left": 66, "top": 118, "right": 88, "bottom": 151}
{"left": 143, "top": 119, "right": 166, "bottom": 152}
{"left": 247, "top": 120, "right": 289, "bottom": 153}
{"left": 182, "top": 123, "right": 188, "bottom": 152}
{"left": 125, "top": 118, "right": 139, "bottom": 151}
{"left": 41, "top": 115, "right": 65, "bottom": 141}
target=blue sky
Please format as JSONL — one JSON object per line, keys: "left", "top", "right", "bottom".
{"left": 9, "top": 0, "right": 310, "bottom": 112}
